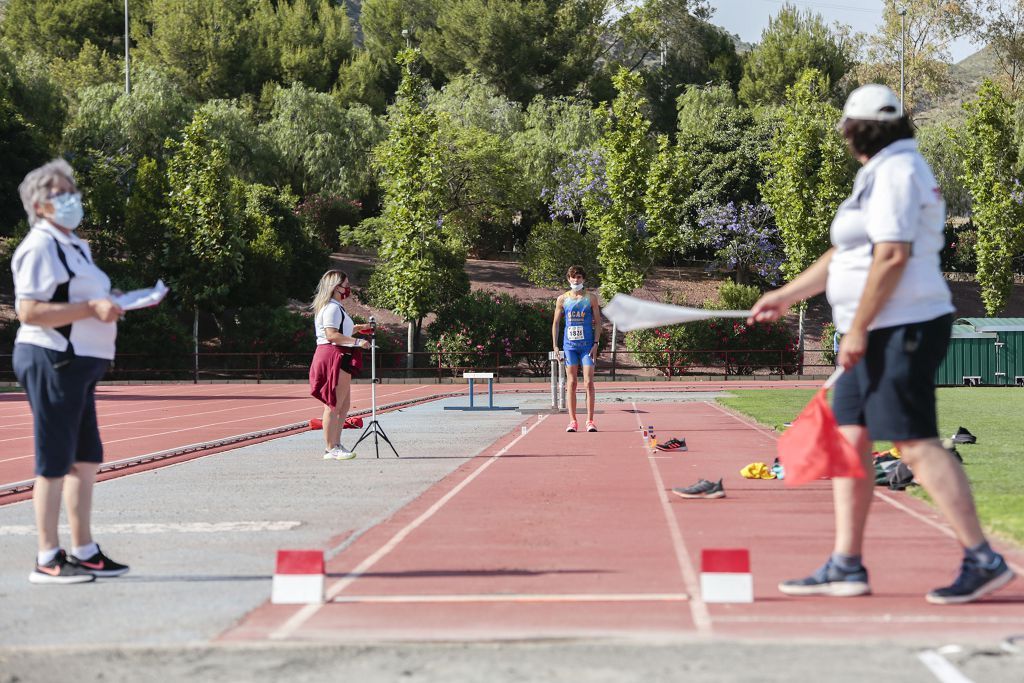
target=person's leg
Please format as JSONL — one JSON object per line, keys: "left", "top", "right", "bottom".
{"left": 34, "top": 476, "right": 64, "bottom": 553}
{"left": 897, "top": 438, "right": 984, "bottom": 547}
{"left": 832, "top": 425, "right": 874, "bottom": 556}
{"left": 335, "top": 369, "right": 353, "bottom": 438}
{"left": 322, "top": 403, "right": 334, "bottom": 450}
{"left": 582, "top": 363, "right": 596, "bottom": 423}
{"left": 565, "top": 363, "right": 579, "bottom": 423}
{"left": 64, "top": 462, "right": 98, "bottom": 548}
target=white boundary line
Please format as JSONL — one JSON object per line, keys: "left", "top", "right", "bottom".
{"left": 917, "top": 650, "right": 976, "bottom": 683}
{"left": 329, "top": 592, "right": 690, "bottom": 604}
{"left": 632, "top": 401, "right": 711, "bottom": 636}
{"left": 268, "top": 414, "right": 550, "bottom": 640}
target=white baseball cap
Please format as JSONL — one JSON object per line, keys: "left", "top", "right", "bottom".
{"left": 840, "top": 84, "right": 903, "bottom": 122}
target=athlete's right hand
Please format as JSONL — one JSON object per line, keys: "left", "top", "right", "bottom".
{"left": 747, "top": 291, "right": 789, "bottom": 325}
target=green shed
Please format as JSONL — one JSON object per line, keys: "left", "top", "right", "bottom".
{"left": 936, "top": 318, "right": 1024, "bottom": 386}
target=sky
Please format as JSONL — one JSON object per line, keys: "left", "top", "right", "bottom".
{"left": 710, "top": 0, "right": 983, "bottom": 64}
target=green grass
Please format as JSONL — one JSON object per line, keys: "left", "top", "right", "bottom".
{"left": 0, "top": 386, "right": 21, "bottom": 393}
{"left": 717, "top": 388, "right": 1024, "bottom": 546}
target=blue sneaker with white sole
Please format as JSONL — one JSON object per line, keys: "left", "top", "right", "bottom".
{"left": 926, "top": 555, "right": 1015, "bottom": 605}
{"left": 779, "top": 558, "right": 871, "bottom": 597}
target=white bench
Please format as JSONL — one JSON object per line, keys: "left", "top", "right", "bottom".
{"left": 444, "top": 372, "right": 518, "bottom": 411}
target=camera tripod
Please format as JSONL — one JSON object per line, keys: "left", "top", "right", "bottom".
{"left": 351, "top": 316, "right": 399, "bottom": 458}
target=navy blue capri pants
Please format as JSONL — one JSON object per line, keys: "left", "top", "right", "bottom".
{"left": 13, "top": 344, "right": 110, "bottom": 478}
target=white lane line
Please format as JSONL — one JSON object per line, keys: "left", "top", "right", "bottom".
{"left": 714, "top": 615, "right": 1024, "bottom": 624}
{"left": 632, "top": 401, "right": 711, "bottom": 637}
{"left": 917, "top": 650, "right": 976, "bottom": 683}
{"left": 329, "top": 592, "right": 689, "bottom": 604}
{"left": 0, "top": 521, "right": 301, "bottom": 534}
{"left": 269, "top": 414, "right": 550, "bottom": 641}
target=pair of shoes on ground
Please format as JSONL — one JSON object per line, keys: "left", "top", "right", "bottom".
{"left": 30, "top": 547, "right": 129, "bottom": 585}
{"left": 779, "top": 555, "right": 1015, "bottom": 604}
{"left": 323, "top": 445, "right": 357, "bottom": 460}
{"left": 566, "top": 420, "right": 597, "bottom": 433}
{"left": 656, "top": 438, "right": 687, "bottom": 452}
{"left": 671, "top": 478, "right": 725, "bottom": 499}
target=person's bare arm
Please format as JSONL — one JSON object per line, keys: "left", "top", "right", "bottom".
{"left": 837, "top": 242, "right": 910, "bottom": 368}
{"left": 590, "top": 293, "right": 602, "bottom": 360}
{"left": 18, "top": 298, "right": 121, "bottom": 326}
{"left": 324, "top": 327, "right": 368, "bottom": 348}
{"left": 551, "top": 295, "right": 564, "bottom": 355}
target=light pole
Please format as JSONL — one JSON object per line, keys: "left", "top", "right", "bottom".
{"left": 401, "top": 29, "right": 410, "bottom": 48}
{"left": 124, "top": 0, "right": 130, "bottom": 95}
{"left": 898, "top": 7, "right": 907, "bottom": 115}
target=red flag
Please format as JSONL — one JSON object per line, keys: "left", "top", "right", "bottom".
{"left": 777, "top": 388, "right": 864, "bottom": 486}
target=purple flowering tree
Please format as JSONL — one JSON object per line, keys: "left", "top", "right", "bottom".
{"left": 540, "top": 149, "right": 610, "bottom": 233}
{"left": 697, "top": 201, "right": 784, "bottom": 286}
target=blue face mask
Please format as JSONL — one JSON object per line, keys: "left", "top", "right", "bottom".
{"left": 49, "top": 192, "right": 84, "bottom": 230}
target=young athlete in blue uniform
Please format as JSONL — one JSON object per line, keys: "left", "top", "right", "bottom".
{"left": 551, "top": 265, "right": 602, "bottom": 432}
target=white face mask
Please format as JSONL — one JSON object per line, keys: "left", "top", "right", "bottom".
{"left": 49, "top": 192, "right": 84, "bottom": 230}
{"left": 569, "top": 282, "right": 584, "bottom": 292}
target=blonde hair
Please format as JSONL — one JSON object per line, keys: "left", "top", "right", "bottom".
{"left": 311, "top": 269, "right": 348, "bottom": 314}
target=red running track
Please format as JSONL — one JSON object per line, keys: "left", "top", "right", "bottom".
{"left": 0, "top": 379, "right": 818, "bottom": 493}
{"left": 222, "top": 399, "right": 1024, "bottom": 643}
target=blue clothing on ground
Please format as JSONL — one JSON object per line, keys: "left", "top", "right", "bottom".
{"left": 562, "top": 295, "right": 594, "bottom": 351}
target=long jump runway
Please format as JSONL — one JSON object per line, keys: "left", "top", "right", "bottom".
{"left": 222, "top": 399, "right": 1024, "bottom": 644}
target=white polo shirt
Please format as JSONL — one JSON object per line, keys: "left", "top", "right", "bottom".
{"left": 12, "top": 220, "right": 117, "bottom": 360}
{"left": 826, "top": 139, "right": 954, "bottom": 333}
{"left": 315, "top": 300, "right": 353, "bottom": 344}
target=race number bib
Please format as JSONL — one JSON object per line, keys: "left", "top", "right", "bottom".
{"left": 566, "top": 325, "right": 585, "bottom": 341}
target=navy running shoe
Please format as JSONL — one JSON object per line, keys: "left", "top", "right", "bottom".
{"left": 779, "top": 558, "right": 871, "bottom": 597}
{"left": 926, "top": 555, "right": 1015, "bottom": 605}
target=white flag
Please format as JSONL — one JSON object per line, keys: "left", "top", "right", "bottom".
{"left": 602, "top": 294, "right": 750, "bottom": 332}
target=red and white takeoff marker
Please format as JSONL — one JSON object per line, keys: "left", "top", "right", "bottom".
{"left": 271, "top": 550, "right": 325, "bottom": 604}
{"left": 700, "top": 548, "right": 753, "bottom": 603}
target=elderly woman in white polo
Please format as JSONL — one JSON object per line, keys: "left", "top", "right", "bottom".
{"left": 12, "top": 159, "right": 130, "bottom": 584}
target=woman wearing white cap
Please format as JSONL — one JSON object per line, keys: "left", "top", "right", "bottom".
{"left": 749, "top": 84, "right": 1015, "bottom": 604}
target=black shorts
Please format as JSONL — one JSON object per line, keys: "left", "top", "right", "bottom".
{"left": 832, "top": 314, "right": 952, "bottom": 442}
{"left": 13, "top": 344, "right": 110, "bottom": 478}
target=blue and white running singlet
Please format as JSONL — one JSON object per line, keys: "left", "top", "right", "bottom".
{"left": 562, "top": 295, "right": 594, "bottom": 351}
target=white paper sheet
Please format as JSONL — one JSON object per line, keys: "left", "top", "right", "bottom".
{"left": 602, "top": 294, "right": 750, "bottom": 332}
{"left": 113, "top": 280, "right": 169, "bottom": 311}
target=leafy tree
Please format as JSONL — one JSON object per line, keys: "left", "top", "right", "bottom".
{"left": 542, "top": 149, "right": 608, "bottom": 232}
{"left": 956, "top": 79, "right": 1024, "bottom": 313}
{"left": 760, "top": 69, "right": 855, "bottom": 356}
{"left": 419, "top": 0, "right": 610, "bottom": 103}
{"left": 918, "top": 123, "right": 972, "bottom": 218}
{"left": 163, "top": 112, "right": 245, "bottom": 325}
{"left": 697, "top": 201, "right": 783, "bottom": 286}
{"left": 643, "top": 134, "right": 691, "bottom": 257}
{"left": 0, "top": 47, "right": 53, "bottom": 236}
{"left": 368, "top": 50, "right": 470, "bottom": 362}
{"left": 335, "top": 50, "right": 390, "bottom": 113}
{"left": 48, "top": 40, "right": 123, "bottom": 103}
{"left": 738, "top": 4, "right": 856, "bottom": 107}
{"left": 963, "top": 1, "right": 1024, "bottom": 97}
{"left": 194, "top": 98, "right": 276, "bottom": 186}
{"left": 134, "top": 0, "right": 268, "bottom": 99}
{"left": 260, "top": 82, "right": 385, "bottom": 199}
{"left": 856, "top": 0, "right": 971, "bottom": 115}
{"left": 676, "top": 83, "right": 736, "bottom": 137}
{"left": 62, "top": 64, "right": 194, "bottom": 160}
{"left": 1, "top": 0, "right": 123, "bottom": 61}
{"left": 587, "top": 68, "right": 653, "bottom": 301}
{"left": 251, "top": 0, "right": 353, "bottom": 92}
{"left": 521, "top": 221, "right": 600, "bottom": 288}
{"left": 614, "top": 0, "right": 741, "bottom": 133}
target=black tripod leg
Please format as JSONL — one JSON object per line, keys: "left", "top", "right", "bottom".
{"left": 352, "top": 422, "right": 373, "bottom": 450}
{"left": 373, "top": 422, "right": 400, "bottom": 458}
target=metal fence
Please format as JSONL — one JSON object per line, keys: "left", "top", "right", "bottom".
{"left": 0, "top": 347, "right": 835, "bottom": 384}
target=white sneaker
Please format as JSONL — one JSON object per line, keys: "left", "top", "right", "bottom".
{"left": 327, "top": 446, "right": 357, "bottom": 460}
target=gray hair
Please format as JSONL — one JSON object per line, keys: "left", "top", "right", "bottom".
{"left": 19, "top": 159, "right": 78, "bottom": 226}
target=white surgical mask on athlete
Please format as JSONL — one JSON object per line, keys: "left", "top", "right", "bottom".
{"left": 569, "top": 282, "right": 584, "bottom": 292}
{"left": 49, "top": 192, "right": 84, "bottom": 230}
